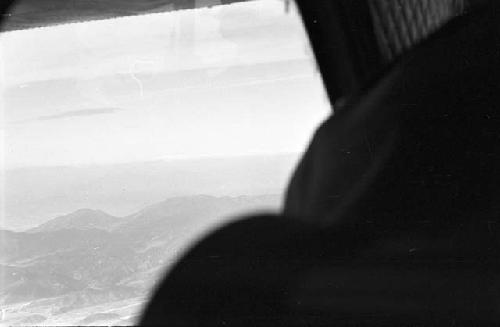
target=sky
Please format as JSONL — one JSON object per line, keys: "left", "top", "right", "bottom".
{"left": 0, "top": 0, "right": 330, "bottom": 169}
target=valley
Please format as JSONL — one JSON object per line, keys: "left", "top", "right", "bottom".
{"left": 0, "top": 194, "right": 281, "bottom": 326}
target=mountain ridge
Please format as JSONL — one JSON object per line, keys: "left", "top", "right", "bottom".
{"left": 27, "top": 209, "right": 121, "bottom": 233}
{"left": 20, "top": 194, "right": 282, "bottom": 235}
{"left": 4, "top": 154, "right": 297, "bottom": 231}
{"left": 1, "top": 193, "right": 282, "bottom": 325}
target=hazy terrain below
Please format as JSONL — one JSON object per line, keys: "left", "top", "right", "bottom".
{"left": 1, "top": 154, "right": 298, "bottom": 231}
{"left": 0, "top": 194, "right": 282, "bottom": 326}
{"left": 0, "top": 154, "right": 297, "bottom": 325}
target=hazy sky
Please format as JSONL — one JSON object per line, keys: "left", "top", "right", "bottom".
{"left": 0, "top": 0, "right": 330, "bottom": 169}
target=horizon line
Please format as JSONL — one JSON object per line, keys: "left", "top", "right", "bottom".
{"left": 3, "top": 151, "right": 302, "bottom": 171}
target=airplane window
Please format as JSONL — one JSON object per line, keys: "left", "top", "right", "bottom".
{"left": 0, "top": 0, "right": 329, "bottom": 325}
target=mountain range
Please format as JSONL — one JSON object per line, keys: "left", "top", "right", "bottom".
{"left": 27, "top": 209, "right": 120, "bottom": 233}
{"left": 0, "top": 194, "right": 281, "bottom": 326}
{"left": 2, "top": 154, "right": 298, "bottom": 231}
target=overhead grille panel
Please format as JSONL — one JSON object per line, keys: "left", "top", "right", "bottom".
{"left": 368, "top": 0, "right": 466, "bottom": 62}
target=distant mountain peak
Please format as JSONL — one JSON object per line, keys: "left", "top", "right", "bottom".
{"left": 67, "top": 208, "right": 109, "bottom": 216}
{"left": 28, "top": 209, "right": 120, "bottom": 233}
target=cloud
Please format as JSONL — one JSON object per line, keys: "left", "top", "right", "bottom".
{"left": 6, "top": 108, "right": 123, "bottom": 126}
{"left": 35, "top": 108, "right": 122, "bottom": 121}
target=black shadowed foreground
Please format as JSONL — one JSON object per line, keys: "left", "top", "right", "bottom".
{"left": 141, "top": 1, "right": 500, "bottom": 325}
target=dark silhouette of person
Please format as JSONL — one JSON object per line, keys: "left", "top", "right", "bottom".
{"left": 141, "top": 1, "right": 500, "bottom": 325}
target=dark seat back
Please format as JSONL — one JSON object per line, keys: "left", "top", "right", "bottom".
{"left": 140, "top": 2, "right": 500, "bottom": 325}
